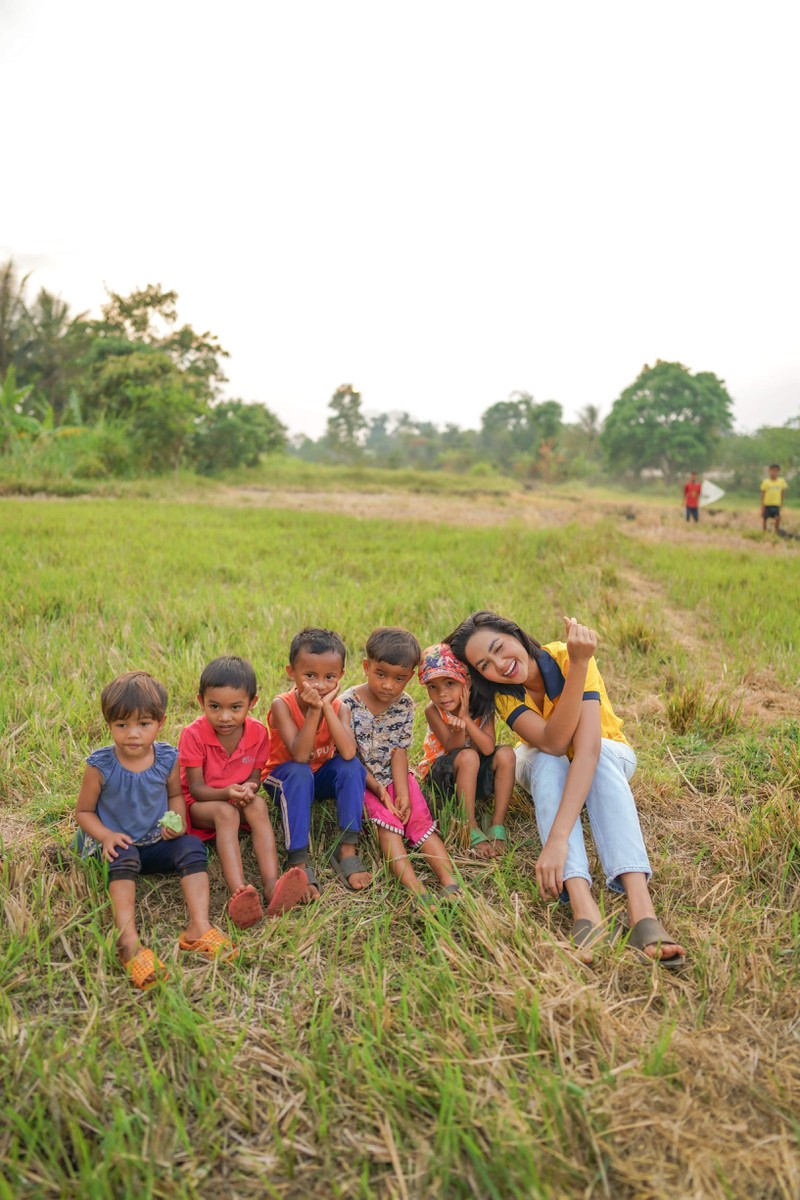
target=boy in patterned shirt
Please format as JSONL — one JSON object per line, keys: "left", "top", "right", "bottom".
{"left": 340, "top": 627, "right": 462, "bottom": 903}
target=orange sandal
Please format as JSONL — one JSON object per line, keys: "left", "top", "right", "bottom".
{"left": 178, "top": 927, "right": 239, "bottom": 961}
{"left": 124, "top": 947, "right": 167, "bottom": 990}
{"left": 228, "top": 884, "right": 264, "bottom": 929}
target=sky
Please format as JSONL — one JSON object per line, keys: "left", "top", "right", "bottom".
{"left": 2, "top": 0, "right": 798, "bottom": 438}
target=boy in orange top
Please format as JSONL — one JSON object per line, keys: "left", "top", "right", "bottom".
{"left": 262, "top": 628, "right": 368, "bottom": 900}
{"left": 683, "top": 471, "right": 702, "bottom": 523}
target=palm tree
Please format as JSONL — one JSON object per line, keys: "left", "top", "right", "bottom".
{"left": 0, "top": 260, "right": 30, "bottom": 378}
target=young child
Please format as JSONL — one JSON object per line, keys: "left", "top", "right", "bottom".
{"left": 417, "top": 642, "right": 516, "bottom": 859}
{"left": 760, "top": 463, "right": 788, "bottom": 532}
{"left": 179, "top": 656, "right": 306, "bottom": 928}
{"left": 262, "top": 628, "right": 369, "bottom": 898}
{"left": 340, "top": 627, "right": 462, "bottom": 902}
{"left": 447, "top": 612, "right": 686, "bottom": 968}
{"left": 75, "top": 671, "right": 236, "bottom": 990}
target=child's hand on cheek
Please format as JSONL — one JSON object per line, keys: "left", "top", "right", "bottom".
{"left": 299, "top": 683, "right": 324, "bottom": 709}
{"left": 322, "top": 679, "right": 342, "bottom": 706}
{"left": 457, "top": 682, "right": 471, "bottom": 720}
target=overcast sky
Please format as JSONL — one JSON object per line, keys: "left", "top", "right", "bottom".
{"left": 2, "top": 0, "right": 798, "bottom": 437}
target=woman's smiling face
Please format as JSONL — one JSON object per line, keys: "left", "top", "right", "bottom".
{"left": 465, "top": 627, "right": 531, "bottom": 685}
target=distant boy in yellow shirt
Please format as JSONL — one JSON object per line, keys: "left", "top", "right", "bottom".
{"left": 760, "top": 464, "right": 788, "bottom": 532}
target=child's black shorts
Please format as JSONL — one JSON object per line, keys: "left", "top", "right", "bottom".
{"left": 427, "top": 747, "right": 496, "bottom": 804}
{"left": 763, "top": 505, "right": 781, "bottom": 519}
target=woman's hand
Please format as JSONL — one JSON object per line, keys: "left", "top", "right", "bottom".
{"left": 535, "top": 834, "right": 569, "bottom": 899}
{"left": 562, "top": 616, "right": 597, "bottom": 664}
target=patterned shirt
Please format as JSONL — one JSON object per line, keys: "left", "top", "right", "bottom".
{"left": 340, "top": 687, "right": 414, "bottom": 787}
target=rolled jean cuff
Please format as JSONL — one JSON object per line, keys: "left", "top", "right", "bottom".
{"left": 558, "top": 868, "right": 592, "bottom": 904}
{"left": 108, "top": 868, "right": 139, "bottom": 883}
{"left": 606, "top": 864, "right": 652, "bottom": 894}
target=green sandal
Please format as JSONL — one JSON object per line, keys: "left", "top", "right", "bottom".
{"left": 470, "top": 828, "right": 490, "bottom": 849}
{"left": 486, "top": 824, "right": 507, "bottom": 844}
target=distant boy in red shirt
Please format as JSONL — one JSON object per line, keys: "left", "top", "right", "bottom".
{"left": 179, "top": 656, "right": 305, "bottom": 929}
{"left": 683, "top": 472, "right": 702, "bottom": 523}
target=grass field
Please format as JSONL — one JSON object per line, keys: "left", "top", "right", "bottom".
{"left": 1, "top": 487, "right": 799, "bottom": 1199}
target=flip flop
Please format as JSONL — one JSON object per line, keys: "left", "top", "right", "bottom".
{"left": 265, "top": 866, "right": 308, "bottom": 916}
{"left": 441, "top": 883, "right": 464, "bottom": 899}
{"left": 571, "top": 918, "right": 622, "bottom": 952}
{"left": 178, "top": 927, "right": 239, "bottom": 961}
{"left": 328, "top": 847, "right": 371, "bottom": 892}
{"left": 227, "top": 884, "right": 263, "bottom": 929}
{"left": 124, "top": 947, "right": 167, "bottom": 991}
{"left": 627, "top": 918, "right": 686, "bottom": 970}
{"left": 470, "top": 828, "right": 490, "bottom": 849}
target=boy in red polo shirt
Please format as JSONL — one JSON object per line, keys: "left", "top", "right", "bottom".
{"left": 179, "top": 656, "right": 305, "bottom": 928}
{"left": 683, "top": 471, "right": 702, "bottom": 523}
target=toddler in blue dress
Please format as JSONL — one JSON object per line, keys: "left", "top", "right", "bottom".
{"left": 76, "top": 671, "right": 237, "bottom": 989}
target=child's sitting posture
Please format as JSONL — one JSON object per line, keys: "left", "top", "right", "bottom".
{"left": 76, "top": 671, "right": 236, "bottom": 990}
{"left": 418, "top": 643, "right": 515, "bottom": 858}
{"left": 179, "top": 656, "right": 306, "bottom": 928}
{"left": 341, "top": 627, "right": 462, "bottom": 902}
{"left": 262, "top": 628, "right": 369, "bottom": 898}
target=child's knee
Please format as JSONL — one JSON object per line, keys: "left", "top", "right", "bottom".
{"left": 215, "top": 803, "right": 242, "bottom": 832}
{"left": 174, "top": 835, "right": 209, "bottom": 876}
{"left": 454, "top": 748, "right": 480, "bottom": 777}
{"left": 494, "top": 745, "right": 516, "bottom": 771}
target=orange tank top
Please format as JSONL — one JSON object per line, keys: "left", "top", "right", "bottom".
{"left": 262, "top": 689, "right": 343, "bottom": 777}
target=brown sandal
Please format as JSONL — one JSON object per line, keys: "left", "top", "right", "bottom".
{"left": 627, "top": 918, "right": 686, "bottom": 970}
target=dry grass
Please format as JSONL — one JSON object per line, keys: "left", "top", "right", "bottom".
{"left": 1, "top": 494, "right": 799, "bottom": 1199}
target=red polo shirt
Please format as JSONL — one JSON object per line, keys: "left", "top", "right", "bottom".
{"left": 684, "top": 480, "right": 702, "bottom": 506}
{"left": 179, "top": 715, "right": 270, "bottom": 840}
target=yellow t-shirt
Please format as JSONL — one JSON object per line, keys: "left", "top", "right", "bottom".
{"left": 493, "top": 641, "right": 628, "bottom": 750}
{"left": 760, "top": 477, "right": 787, "bottom": 507}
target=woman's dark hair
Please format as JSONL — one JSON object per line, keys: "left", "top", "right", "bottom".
{"left": 445, "top": 611, "right": 541, "bottom": 722}
{"left": 199, "top": 656, "right": 258, "bottom": 699}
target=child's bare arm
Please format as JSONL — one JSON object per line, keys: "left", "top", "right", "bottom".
{"left": 76, "top": 765, "right": 133, "bottom": 860}
{"left": 271, "top": 695, "right": 322, "bottom": 763}
{"left": 323, "top": 695, "right": 357, "bottom": 760}
{"left": 426, "top": 702, "right": 467, "bottom": 751}
{"left": 161, "top": 762, "right": 188, "bottom": 838}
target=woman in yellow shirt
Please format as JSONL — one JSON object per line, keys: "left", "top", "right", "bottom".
{"left": 447, "top": 610, "right": 685, "bottom": 969}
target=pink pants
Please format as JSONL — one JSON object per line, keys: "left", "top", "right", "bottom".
{"left": 363, "top": 773, "right": 437, "bottom": 848}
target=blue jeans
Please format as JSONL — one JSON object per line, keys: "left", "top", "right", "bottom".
{"left": 263, "top": 756, "right": 367, "bottom": 863}
{"left": 514, "top": 738, "right": 651, "bottom": 900}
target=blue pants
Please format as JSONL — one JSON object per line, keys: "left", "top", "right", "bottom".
{"left": 264, "top": 756, "right": 367, "bottom": 864}
{"left": 108, "top": 835, "right": 208, "bottom": 883}
{"left": 514, "top": 739, "right": 651, "bottom": 902}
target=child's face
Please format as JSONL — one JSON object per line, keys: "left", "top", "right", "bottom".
{"left": 769, "top": 466, "right": 780, "bottom": 479}
{"left": 465, "top": 627, "right": 529, "bottom": 685}
{"left": 199, "top": 686, "right": 256, "bottom": 736}
{"left": 426, "top": 676, "right": 464, "bottom": 712}
{"left": 287, "top": 650, "right": 344, "bottom": 700}
{"left": 363, "top": 658, "right": 415, "bottom": 705}
{"left": 108, "top": 710, "right": 165, "bottom": 759}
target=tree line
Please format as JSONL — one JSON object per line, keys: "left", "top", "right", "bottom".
{"left": 1, "top": 261, "right": 797, "bottom": 489}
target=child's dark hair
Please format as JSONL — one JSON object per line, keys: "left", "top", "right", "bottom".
{"left": 445, "top": 611, "right": 542, "bottom": 722}
{"left": 365, "top": 627, "right": 421, "bottom": 670}
{"left": 289, "top": 627, "right": 347, "bottom": 668}
{"left": 101, "top": 671, "right": 168, "bottom": 724}
{"left": 199, "top": 656, "right": 258, "bottom": 699}
{"left": 770, "top": 463, "right": 780, "bottom": 470}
